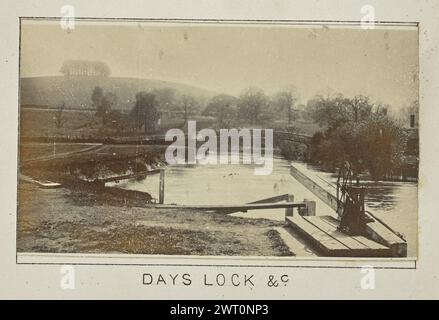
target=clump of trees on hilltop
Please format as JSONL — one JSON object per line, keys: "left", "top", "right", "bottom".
{"left": 60, "top": 60, "right": 111, "bottom": 77}
{"left": 306, "top": 94, "right": 408, "bottom": 180}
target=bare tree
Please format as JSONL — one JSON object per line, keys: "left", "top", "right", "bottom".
{"left": 91, "top": 86, "right": 104, "bottom": 110}
{"left": 237, "top": 87, "right": 269, "bottom": 125}
{"left": 180, "top": 95, "right": 198, "bottom": 125}
{"left": 348, "top": 95, "right": 372, "bottom": 123}
{"left": 54, "top": 103, "right": 66, "bottom": 131}
{"left": 52, "top": 103, "right": 66, "bottom": 155}
{"left": 273, "top": 87, "right": 299, "bottom": 125}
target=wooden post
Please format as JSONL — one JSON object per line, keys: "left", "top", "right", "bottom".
{"left": 285, "top": 194, "right": 295, "bottom": 217}
{"left": 159, "top": 169, "right": 165, "bottom": 204}
{"left": 304, "top": 200, "right": 316, "bottom": 216}
{"left": 299, "top": 199, "right": 316, "bottom": 216}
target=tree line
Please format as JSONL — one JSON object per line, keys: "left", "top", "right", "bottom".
{"left": 84, "top": 84, "right": 416, "bottom": 180}
{"left": 203, "top": 86, "right": 300, "bottom": 128}
{"left": 305, "top": 94, "right": 416, "bottom": 180}
{"left": 88, "top": 85, "right": 301, "bottom": 133}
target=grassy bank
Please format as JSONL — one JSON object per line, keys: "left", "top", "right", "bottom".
{"left": 17, "top": 183, "right": 292, "bottom": 256}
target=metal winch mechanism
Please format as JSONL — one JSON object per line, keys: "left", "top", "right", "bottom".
{"left": 336, "top": 162, "right": 373, "bottom": 236}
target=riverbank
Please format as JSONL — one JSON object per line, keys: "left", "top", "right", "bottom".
{"left": 20, "top": 142, "right": 167, "bottom": 189}
{"left": 17, "top": 183, "right": 292, "bottom": 256}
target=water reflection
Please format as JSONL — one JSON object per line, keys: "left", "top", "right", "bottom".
{"left": 363, "top": 185, "right": 397, "bottom": 211}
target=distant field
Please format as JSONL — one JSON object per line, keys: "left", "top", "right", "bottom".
{"left": 19, "top": 106, "right": 318, "bottom": 143}
{"left": 19, "top": 107, "right": 217, "bottom": 139}
{"left": 19, "top": 75, "right": 320, "bottom": 139}
{"left": 20, "top": 108, "right": 101, "bottom": 138}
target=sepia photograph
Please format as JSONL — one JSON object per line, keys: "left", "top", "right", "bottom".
{"left": 17, "top": 18, "right": 419, "bottom": 259}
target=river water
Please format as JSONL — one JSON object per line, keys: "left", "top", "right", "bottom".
{"left": 112, "top": 155, "right": 418, "bottom": 257}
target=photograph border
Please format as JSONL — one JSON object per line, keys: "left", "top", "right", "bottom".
{"left": 16, "top": 16, "right": 420, "bottom": 271}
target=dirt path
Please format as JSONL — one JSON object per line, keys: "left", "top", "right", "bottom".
{"left": 17, "top": 183, "right": 292, "bottom": 256}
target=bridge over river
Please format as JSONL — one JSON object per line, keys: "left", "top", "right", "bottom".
{"left": 273, "top": 131, "right": 312, "bottom": 146}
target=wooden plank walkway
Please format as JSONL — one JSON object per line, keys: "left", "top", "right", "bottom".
{"left": 304, "top": 216, "right": 391, "bottom": 257}
{"left": 273, "top": 227, "right": 317, "bottom": 257}
{"left": 286, "top": 215, "right": 350, "bottom": 256}
{"left": 320, "top": 216, "right": 391, "bottom": 251}
{"left": 304, "top": 216, "right": 370, "bottom": 251}
{"left": 290, "top": 164, "right": 407, "bottom": 257}
{"left": 286, "top": 215, "right": 392, "bottom": 257}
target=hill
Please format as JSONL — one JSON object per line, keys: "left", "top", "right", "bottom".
{"left": 20, "top": 76, "right": 217, "bottom": 111}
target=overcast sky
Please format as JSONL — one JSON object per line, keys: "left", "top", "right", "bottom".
{"left": 20, "top": 20, "right": 418, "bottom": 108}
